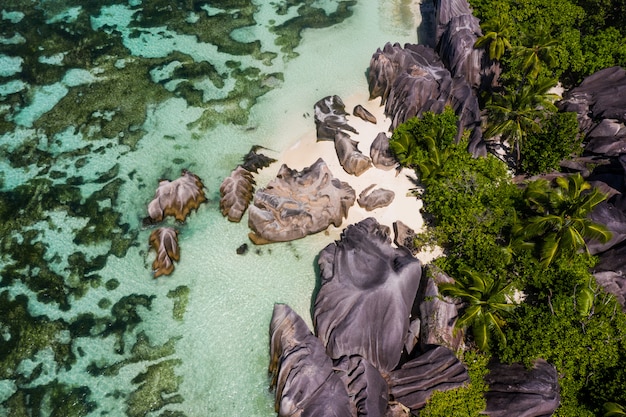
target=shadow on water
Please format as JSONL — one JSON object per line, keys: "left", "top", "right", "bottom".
{"left": 418, "top": 0, "right": 437, "bottom": 47}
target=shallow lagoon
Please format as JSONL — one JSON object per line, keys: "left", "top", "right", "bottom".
{"left": 0, "top": 1, "right": 422, "bottom": 415}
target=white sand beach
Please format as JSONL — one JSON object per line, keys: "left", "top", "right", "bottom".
{"left": 256, "top": 91, "right": 442, "bottom": 264}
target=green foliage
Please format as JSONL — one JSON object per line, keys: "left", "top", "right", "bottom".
{"left": 389, "top": 108, "right": 458, "bottom": 175}
{"left": 512, "top": 174, "right": 611, "bottom": 267}
{"left": 439, "top": 268, "right": 517, "bottom": 351}
{"left": 474, "top": 15, "right": 513, "bottom": 61}
{"left": 419, "top": 350, "right": 489, "bottom": 416}
{"left": 496, "top": 290, "right": 626, "bottom": 416}
{"left": 520, "top": 111, "right": 582, "bottom": 175}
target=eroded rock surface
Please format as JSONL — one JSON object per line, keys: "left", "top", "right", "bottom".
{"left": 334, "top": 354, "right": 389, "bottom": 417}
{"left": 335, "top": 131, "right": 372, "bottom": 176}
{"left": 314, "top": 95, "right": 358, "bottom": 141}
{"left": 240, "top": 145, "right": 277, "bottom": 173}
{"left": 370, "top": 132, "right": 397, "bottom": 170}
{"left": 484, "top": 359, "right": 560, "bottom": 417}
{"left": 353, "top": 104, "right": 377, "bottom": 124}
{"left": 357, "top": 185, "right": 395, "bottom": 211}
{"left": 145, "top": 170, "right": 206, "bottom": 225}
{"left": 388, "top": 346, "right": 469, "bottom": 412}
{"left": 149, "top": 227, "right": 180, "bottom": 278}
{"left": 269, "top": 304, "right": 352, "bottom": 416}
{"left": 314, "top": 217, "right": 422, "bottom": 373}
{"left": 248, "top": 158, "right": 355, "bottom": 243}
{"left": 219, "top": 166, "right": 256, "bottom": 223}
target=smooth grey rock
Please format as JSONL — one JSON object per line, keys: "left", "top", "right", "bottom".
{"left": 393, "top": 220, "right": 419, "bottom": 255}
{"left": 417, "top": 265, "right": 465, "bottom": 352}
{"left": 219, "top": 166, "right": 255, "bottom": 222}
{"left": 357, "top": 185, "right": 395, "bottom": 211}
{"left": 433, "top": 0, "right": 473, "bottom": 44}
{"left": 484, "top": 359, "right": 560, "bottom": 417}
{"left": 335, "top": 131, "right": 372, "bottom": 176}
{"left": 314, "top": 95, "right": 358, "bottom": 141}
{"left": 269, "top": 304, "right": 352, "bottom": 417}
{"left": 248, "top": 158, "right": 355, "bottom": 243}
{"left": 588, "top": 201, "right": 626, "bottom": 255}
{"left": 370, "top": 132, "right": 397, "bottom": 170}
{"left": 334, "top": 354, "right": 389, "bottom": 417}
{"left": 353, "top": 104, "right": 377, "bottom": 124}
{"left": 314, "top": 217, "right": 422, "bottom": 373}
{"left": 388, "top": 346, "right": 469, "bottom": 412}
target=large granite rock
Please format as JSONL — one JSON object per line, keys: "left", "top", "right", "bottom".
{"left": 417, "top": 265, "right": 465, "bottom": 352}
{"left": 219, "top": 166, "right": 255, "bottom": 223}
{"left": 357, "top": 185, "right": 395, "bottom": 211}
{"left": 594, "top": 243, "right": 626, "bottom": 311}
{"left": 335, "top": 131, "right": 372, "bottom": 176}
{"left": 484, "top": 359, "right": 560, "bottom": 417}
{"left": 588, "top": 201, "right": 626, "bottom": 255}
{"left": 558, "top": 67, "right": 626, "bottom": 156}
{"left": 144, "top": 170, "right": 206, "bottom": 225}
{"left": 333, "top": 354, "right": 389, "bottom": 417}
{"left": 314, "top": 95, "right": 358, "bottom": 141}
{"left": 269, "top": 304, "right": 352, "bottom": 416}
{"left": 149, "top": 227, "right": 180, "bottom": 278}
{"left": 248, "top": 158, "right": 355, "bottom": 243}
{"left": 388, "top": 346, "right": 470, "bottom": 412}
{"left": 368, "top": 42, "right": 485, "bottom": 156}
{"left": 314, "top": 217, "right": 422, "bottom": 374}
{"left": 370, "top": 132, "right": 397, "bottom": 170}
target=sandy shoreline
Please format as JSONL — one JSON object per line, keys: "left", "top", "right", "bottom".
{"left": 255, "top": 91, "right": 442, "bottom": 264}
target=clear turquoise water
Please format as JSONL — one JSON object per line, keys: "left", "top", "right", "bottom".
{"left": 0, "top": 1, "right": 421, "bottom": 415}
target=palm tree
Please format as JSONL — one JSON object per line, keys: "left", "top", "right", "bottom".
{"left": 605, "top": 403, "right": 626, "bottom": 416}
{"left": 512, "top": 174, "right": 611, "bottom": 267}
{"left": 474, "top": 16, "right": 513, "bottom": 61}
{"left": 438, "top": 267, "right": 517, "bottom": 351}
{"left": 485, "top": 78, "right": 558, "bottom": 164}
{"left": 514, "top": 26, "right": 559, "bottom": 80}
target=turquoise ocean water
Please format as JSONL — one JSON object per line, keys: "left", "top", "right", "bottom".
{"left": 0, "top": 1, "right": 421, "bottom": 415}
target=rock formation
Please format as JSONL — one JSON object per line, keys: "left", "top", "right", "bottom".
{"left": 367, "top": 42, "right": 485, "bottom": 156}
{"left": 240, "top": 145, "right": 277, "bottom": 173}
{"left": 314, "top": 217, "right": 422, "bottom": 373}
{"left": 357, "top": 185, "right": 395, "bottom": 211}
{"left": 314, "top": 95, "right": 358, "bottom": 141}
{"left": 248, "top": 158, "right": 356, "bottom": 243}
{"left": 219, "top": 166, "right": 256, "bottom": 222}
{"left": 388, "top": 346, "right": 470, "bottom": 410}
{"left": 370, "top": 132, "right": 397, "bottom": 170}
{"left": 335, "top": 131, "right": 372, "bottom": 176}
{"left": 269, "top": 304, "right": 352, "bottom": 416}
{"left": 353, "top": 104, "right": 377, "bottom": 124}
{"left": 149, "top": 227, "right": 180, "bottom": 278}
{"left": 393, "top": 220, "right": 420, "bottom": 256}
{"left": 483, "top": 359, "right": 560, "bottom": 417}
{"left": 144, "top": 170, "right": 206, "bottom": 225}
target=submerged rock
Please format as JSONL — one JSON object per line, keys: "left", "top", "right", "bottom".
{"left": 144, "top": 170, "right": 206, "bottom": 225}
{"left": 357, "top": 185, "right": 395, "bottom": 211}
{"left": 314, "top": 217, "right": 422, "bottom": 373}
{"left": 219, "top": 166, "right": 256, "bottom": 223}
{"left": 335, "top": 131, "right": 372, "bottom": 176}
{"left": 483, "top": 359, "right": 560, "bottom": 417}
{"left": 314, "top": 95, "right": 358, "bottom": 141}
{"left": 149, "top": 227, "right": 180, "bottom": 278}
{"left": 240, "top": 145, "right": 276, "bottom": 173}
{"left": 269, "top": 304, "right": 352, "bottom": 417}
{"left": 248, "top": 158, "right": 355, "bottom": 243}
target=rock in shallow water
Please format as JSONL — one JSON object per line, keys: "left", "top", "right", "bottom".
{"left": 314, "top": 95, "right": 358, "bottom": 141}
{"left": 149, "top": 227, "right": 180, "bottom": 278}
{"left": 219, "top": 166, "right": 255, "bottom": 223}
{"left": 144, "top": 170, "right": 206, "bottom": 225}
{"left": 248, "top": 158, "right": 355, "bottom": 243}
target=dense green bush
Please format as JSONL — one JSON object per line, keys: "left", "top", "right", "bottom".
{"left": 519, "top": 111, "right": 582, "bottom": 175}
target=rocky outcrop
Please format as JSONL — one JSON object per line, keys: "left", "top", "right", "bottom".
{"left": 558, "top": 67, "right": 626, "bottom": 156}
{"left": 149, "top": 227, "right": 180, "bottom": 278}
{"left": 269, "top": 304, "right": 352, "bottom": 416}
{"left": 389, "top": 346, "right": 469, "bottom": 411}
{"left": 417, "top": 265, "right": 464, "bottom": 352}
{"left": 335, "top": 131, "right": 372, "bottom": 176}
{"left": 594, "top": 243, "right": 626, "bottom": 311}
{"left": 393, "top": 220, "right": 420, "bottom": 256}
{"left": 314, "top": 218, "right": 422, "bottom": 373}
{"left": 333, "top": 354, "right": 389, "bottom": 416}
{"left": 357, "top": 185, "right": 395, "bottom": 211}
{"left": 144, "top": 170, "right": 206, "bottom": 225}
{"left": 314, "top": 95, "right": 358, "bottom": 141}
{"left": 240, "top": 145, "right": 276, "bottom": 173}
{"left": 248, "top": 158, "right": 356, "bottom": 243}
{"left": 367, "top": 42, "right": 485, "bottom": 156}
{"left": 219, "top": 166, "right": 256, "bottom": 223}
{"left": 484, "top": 359, "right": 560, "bottom": 417}
{"left": 353, "top": 104, "right": 377, "bottom": 124}
{"left": 370, "top": 132, "right": 397, "bottom": 170}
